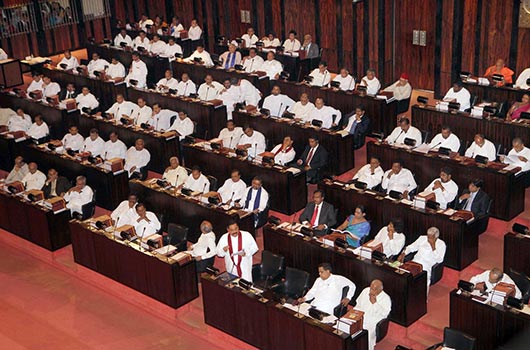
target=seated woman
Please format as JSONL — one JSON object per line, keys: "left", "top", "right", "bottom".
{"left": 334, "top": 205, "right": 370, "bottom": 247}
{"left": 506, "top": 93, "right": 530, "bottom": 121}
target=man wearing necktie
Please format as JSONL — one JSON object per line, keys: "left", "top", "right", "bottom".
{"left": 299, "top": 190, "right": 337, "bottom": 236}
{"left": 455, "top": 179, "right": 490, "bottom": 217}
{"left": 296, "top": 136, "right": 328, "bottom": 183}
{"left": 343, "top": 105, "right": 371, "bottom": 149}
{"left": 221, "top": 44, "right": 241, "bottom": 69}
{"left": 60, "top": 83, "right": 78, "bottom": 101}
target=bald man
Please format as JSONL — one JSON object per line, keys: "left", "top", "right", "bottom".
{"left": 470, "top": 267, "right": 522, "bottom": 299}
{"left": 190, "top": 220, "right": 217, "bottom": 273}
{"left": 21, "top": 162, "right": 46, "bottom": 190}
{"left": 484, "top": 59, "right": 514, "bottom": 85}
{"left": 162, "top": 156, "right": 188, "bottom": 187}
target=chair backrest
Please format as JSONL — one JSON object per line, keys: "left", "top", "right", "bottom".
{"left": 421, "top": 130, "right": 430, "bottom": 144}
{"left": 206, "top": 174, "right": 218, "bottom": 191}
{"left": 169, "top": 115, "right": 177, "bottom": 126}
{"left": 443, "top": 327, "right": 476, "bottom": 350}
{"left": 284, "top": 267, "right": 310, "bottom": 299}
{"left": 509, "top": 269, "right": 530, "bottom": 303}
{"left": 260, "top": 250, "right": 285, "bottom": 278}
{"left": 167, "top": 223, "right": 188, "bottom": 244}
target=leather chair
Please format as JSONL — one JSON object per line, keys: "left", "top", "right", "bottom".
{"left": 404, "top": 251, "right": 444, "bottom": 285}
{"left": 509, "top": 268, "right": 530, "bottom": 304}
{"left": 271, "top": 266, "right": 310, "bottom": 300}
{"left": 333, "top": 285, "right": 351, "bottom": 318}
{"left": 80, "top": 189, "right": 96, "bottom": 220}
{"left": 376, "top": 318, "right": 390, "bottom": 342}
{"left": 251, "top": 250, "right": 285, "bottom": 289}
{"left": 396, "top": 97, "right": 411, "bottom": 115}
{"left": 165, "top": 223, "right": 188, "bottom": 252}
{"left": 255, "top": 197, "right": 271, "bottom": 229}
{"left": 206, "top": 174, "right": 218, "bottom": 191}
{"left": 421, "top": 130, "right": 430, "bottom": 144}
{"left": 469, "top": 199, "right": 492, "bottom": 235}
{"left": 426, "top": 327, "right": 476, "bottom": 350}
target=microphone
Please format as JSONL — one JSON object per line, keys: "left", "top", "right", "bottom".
{"left": 139, "top": 226, "right": 147, "bottom": 251}
{"left": 112, "top": 215, "right": 120, "bottom": 239}
{"left": 289, "top": 212, "right": 299, "bottom": 236}
{"left": 392, "top": 130, "right": 404, "bottom": 144}
{"left": 199, "top": 182, "right": 207, "bottom": 203}
{"left": 322, "top": 71, "right": 327, "bottom": 86}
{"left": 174, "top": 174, "right": 179, "bottom": 188}
{"left": 183, "top": 82, "right": 188, "bottom": 96}
{"left": 223, "top": 191, "right": 235, "bottom": 206}
{"left": 429, "top": 142, "right": 441, "bottom": 150}
{"left": 104, "top": 150, "right": 108, "bottom": 160}
{"left": 205, "top": 86, "right": 210, "bottom": 101}
{"left": 277, "top": 102, "right": 283, "bottom": 118}
{"left": 249, "top": 58, "right": 254, "bottom": 72}
{"left": 334, "top": 286, "right": 350, "bottom": 334}
{"left": 254, "top": 143, "right": 258, "bottom": 159}
{"left": 228, "top": 136, "right": 233, "bottom": 149}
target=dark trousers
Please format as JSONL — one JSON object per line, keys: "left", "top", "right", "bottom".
{"left": 196, "top": 257, "right": 215, "bottom": 273}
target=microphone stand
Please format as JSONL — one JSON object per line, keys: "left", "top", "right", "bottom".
{"left": 277, "top": 102, "right": 283, "bottom": 118}
{"left": 392, "top": 130, "right": 404, "bottom": 144}
{"left": 333, "top": 286, "right": 349, "bottom": 335}
{"left": 228, "top": 136, "right": 233, "bottom": 149}
{"left": 138, "top": 227, "right": 147, "bottom": 251}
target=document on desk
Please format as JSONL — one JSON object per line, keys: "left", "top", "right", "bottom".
{"left": 285, "top": 167, "right": 301, "bottom": 174}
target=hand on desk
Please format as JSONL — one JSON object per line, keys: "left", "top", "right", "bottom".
{"left": 474, "top": 282, "right": 486, "bottom": 293}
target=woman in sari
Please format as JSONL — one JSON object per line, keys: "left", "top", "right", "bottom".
{"left": 335, "top": 205, "right": 370, "bottom": 247}
{"left": 506, "top": 93, "right": 530, "bottom": 121}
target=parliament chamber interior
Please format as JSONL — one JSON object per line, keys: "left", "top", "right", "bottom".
{"left": 1, "top": 0, "right": 530, "bottom": 349}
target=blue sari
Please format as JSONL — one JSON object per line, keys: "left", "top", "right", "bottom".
{"left": 344, "top": 216, "right": 371, "bottom": 248}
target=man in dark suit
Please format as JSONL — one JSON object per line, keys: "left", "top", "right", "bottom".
{"left": 299, "top": 190, "right": 337, "bottom": 236}
{"left": 343, "top": 105, "right": 371, "bottom": 149}
{"left": 455, "top": 179, "right": 490, "bottom": 217}
{"left": 42, "top": 168, "right": 70, "bottom": 198}
{"left": 302, "top": 34, "right": 320, "bottom": 59}
{"left": 296, "top": 136, "right": 328, "bottom": 183}
{"left": 59, "top": 83, "right": 78, "bottom": 101}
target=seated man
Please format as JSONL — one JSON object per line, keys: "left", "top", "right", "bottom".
{"left": 385, "top": 117, "right": 422, "bottom": 146}
{"left": 428, "top": 125, "right": 460, "bottom": 152}
{"left": 111, "top": 193, "right": 139, "bottom": 227}
{"left": 383, "top": 73, "right": 412, "bottom": 114}
{"left": 470, "top": 267, "right": 522, "bottom": 299}
{"left": 359, "top": 68, "right": 381, "bottom": 95}
{"left": 515, "top": 66, "right": 530, "bottom": 89}
{"left": 162, "top": 37, "right": 183, "bottom": 61}
{"left": 61, "top": 126, "right": 84, "bottom": 151}
{"left": 312, "top": 97, "right": 341, "bottom": 129}
{"left": 422, "top": 167, "right": 458, "bottom": 209}
{"left": 26, "top": 73, "right": 43, "bottom": 95}
{"left": 343, "top": 105, "right": 370, "bottom": 149}
{"left": 187, "top": 19, "right": 203, "bottom": 40}
{"left": 271, "top": 136, "right": 296, "bottom": 166}
{"left": 156, "top": 70, "right": 179, "bottom": 92}
{"left": 105, "top": 94, "right": 136, "bottom": 122}
{"left": 190, "top": 221, "right": 217, "bottom": 273}
{"left": 484, "top": 59, "right": 514, "bottom": 85}
{"left": 149, "top": 34, "right": 167, "bottom": 55}
{"left": 132, "top": 30, "right": 150, "bottom": 51}
{"left": 237, "top": 125, "right": 266, "bottom": 158}
{"left": 87, "top": 53, "right": 110, "bottom": 77}
{"left": 176, "top": 73, "right": 197, "bottom": 97}
{"left": 219, "top": 43, "right": 242, "bottom": 69}
{"left": 76, "top": 87, "right": 100, "bottom": 111}
{"left": 242, "top": 48, "right": 264, "bottom": 73}
{"left": 124, "top": 139, "right": 151, "bottom": 178}
{"left": 261, "top": 85, "right": 295, "bottom": 117}
{"left": 218, "top": 120, "right": 244, "bottom": 148}
{"left": 103, "top": 131, "right": 127, "bottom": 160}
{"left": 133, "top": 203, "right": 161, "bottom": 238}
{"left": 162, "top": 156, "right": 188, "bottom": 188}
{"left": 168, "top": 111, "right": 194, "bottom": 140}
{"left": 216, "top": 221, "right": 259, "bottom": 281}
{"left": 307, "top": 61, "right": 330, "bottom": 87}
{"left": 130, "top": 98, "right": 151, "bottom": 126}
{"left": 500, "top": 137, "right": 530, "bottom": 173}
{"left": 296, "top": 136, "right": 328, "bottom": 183}
{"left": 198, "top": 74, "right": 223, "bottom": 101}
{"left": 241, "top": 27, "right": 259, "bottom": 48}
{"left": 218, "top": 78, "right": 241, "bottom": 120}
{"left": 5, "top": 156, "right": 28, "bottom": 183}
{"left": 283, "top": 30, "right": 301, "bottom": 53}
{"left": 114, "top": 28, "right": 132, "bottom": 47}
{"left": 236, "top": 78, "right": 262, "bottom": 107}
{"left": 371, "top": 219, "right": 406, "bottom": 258}
{"left": 105, "top": 58, "right": 126, "bottom": 81}
{"left": 216, "top": 169, "right": 247, "bottom": 205}
{"left": 262, "top": 32, "right": 281, "bottom": 48}
{"left": 184, "top": 45, "right": 214, "bottom": 67}
{"left": 354, "top": 280, "right": 392, "bottom": 350}
{"left": 260, "top": 51, "right": 283, "bottom": 80}
{"left": 455, "top": 179, "right": 490, "bottom": 217}
{"left": 288, "top": 93, "right": 315, "bottom": 122}
{"left": 41, "top": 76, "right": 61, "bottom": 98}
{"left": 148, "top": 103, "right": 175, "bottom": 131}
{"left": 299, "top": 190, "right": 337, "bottom": 236}
{"left": 125, "top": 52, "right": 148, "bottom": 88}
{"left": 464, "top": 133, "right": 496, "bottom": 161}
{"left": 301, "top": 34, "right": 320, "bottom": 59}
{"left": 296, "top": 263, "right": 355, "bottom": 315}
{"left": 58, "top": 49, "right": 79, "bottom": 70}
{"left": 42, "top": 168, "right": 70, "bottom": 198}
{"left": 8, "top": 108, "right": 31, "bottom": 133}
{"left": 59, "top": 83, "right": 78, "bottom": 101}
{"left": 331, "top": 68, "right": 355, "bottom": 91}
{"left": 82, "top": 128, "right": 105, "bottom": 157}
{"left": 352, "top": 157, "right": 384, "bottom": 190}
{"left": 182, "top": 165, "right": 210, "bottom": 193}
{"left": 239, "top": 176, "right": 269, "bottom": 227}
{"left": 381, "top": 160, "right": 417, "bottom": 198}
{"left": 64, "top": 176, "right": 94, "bottom": 216}
{"left": 443, "top": 80, "right": 471, "bottom": 112}
{"left": 21, "top": 162, "right": 46, "bottom": 190}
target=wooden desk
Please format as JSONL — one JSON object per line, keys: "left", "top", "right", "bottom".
{"left": 70, "top": 220, "right": 198, "bottom": 308}
{"left": 319, "top": 181, "right": 479, "bottom": 270}
{"left": 449, "top": 290, "right": 530, "bottom": 350}
{"left": 183, "top": 143, "right": 307, "bottom": 215}
{"left": 127, "top": 87, "right": 227, "bottom": 139}
{"left": 411, "top": 105, "right": 530, "bottom": 153}
{"left": 233, "top": 110, "right": 355, "bottom": 175}
{"left": 128, "top": 179, "right": 255, "bottom": 241}
{"left": 23, "top": 144, "right": 129, "bottom": 210}
{"left": 263, "top": 225, "right": 427, "bottom": 326}
{"left": 201, "top": 274, "right": 368, "bottom": 350}
{"left": 366, "top": 142, "right": 524, "bottom": 221}
{"left": 503, "top": 232, "right": 530, "bottom": 276}
{"left": 463, "top": 82, "right": 527, "bottom": 103}
{"left": 76, "top": 114, "right": 179, "bottom": 174}
{"left": 0, "top": 190, "right": 71, "bottom": 251}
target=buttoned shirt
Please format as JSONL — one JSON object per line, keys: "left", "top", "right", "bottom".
{"left": 76, "top": 93, "right": 99, "bottom": 110}
{"left": 262, "top": 94, "right": 295, "bottom": 117}
{"left": 83, "top": 136, "right": 105, "bottom": 156}
{"left": 58, "top": 56, "right": 79, "bottom": 70}
{"left": 309, "top": 69, "right": 330, "bottom": 87}
{"left": 176, "top": 80, "right": 197, "bottom": 96}
{"left": 8, "top": 114, "right": 31, "bottom": 132}
{"left": 443, "top": 87, "right": 471, "bottom": 111}
{"left": 87, "top": 58, "right": 110, "bottom": 77}
{"left": 218, "top": 127, "right": 244, "bottom": 148}
{"left": 103, "top": 139, "right": 127, "bottom": 160}
{"left": 162, "top": 166, "right": 188, "bottom": 187}
{"left": 428, "top": 133, "right": 461, "bottom": 152}
{"left": 304, "top": 274, "right": 355, "bottom": 315}
{"left": 372, "top": 227, "right": 406, "bottom": 257}
{"left": 183, "top": 174, "right": 210, "bottom": 193}
{"left": 353, "top": 164, "right": 384, "bottom": 189}
{"left": 313, "top": 105, "right": 341, "bottom": 129}
{"left": 423, "top": 178, "right": 458, "bottom": 209}
{"left": 218, "top": 178, "right": 247, "bottom": 203}
{"left": 385, "top": 126, "right": 422, "bottom": 146}
{"left": 191, "top": 232, "right": 217, "bottom": 259}
{"left": 106, "top": 62, "right": 126, "bottom": 79}
{"left": 288, "top": 101, "right": 316, "bottom": 122}
{"left": 381, "top": 168, "right": 417, "bottom": 193}
{"left": 360, "top": 76, "right": 381, "bottom": 95}
{"left": 61, "top": 133, "right": 84, "bottom": 151}
{"left": 242, "top": 55, "right": 264, "bottom": 73}
{"left": 260, "top": 59, "right": 283, "bottom": 79}
{"left": 271, "top": 143, "right": 296, "bottom": 165}
{"left": 22, "top": 170, "right": 46, "bottom": 190}
{"left": 168, "top": 117, "right": 194, "bottom": 140}
{"left": 114, "top": 33, "right": 132, "bottom": 47}
{"left": 465, "top": 139, "right": 496, "bottom": 161}
{"left": 198, "top": 81, "right": 223, "bottom": 101}
{"left": 331, "top": 74, "right": 355, "bottom": 91}
{"left": 238, "top": 130, "right": 266, "bottom": 157}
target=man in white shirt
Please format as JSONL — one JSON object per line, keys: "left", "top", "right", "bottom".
{"left": 58, "top": 49, "right": 79, "bottom": 70}
{"left": 124, "top": 138, "right": 151, "bottom": 178}
{"left": 235, "top": 78, "right": 261, "bottom": 107}
{"left": 352, "top": 157, "right": 384, "bottom": 190}
{"left": 237, "top": 125, "right": 266, "bottom": 158}
{"left": 271, "top": 136, "right": 296, "bottom": 166}
{"left": 87, "top": 53, "right": 110, "bottom": 77}
{"left": 26, "top": 73, "right": 44, "bottom": 94}
{"left": 443, "top": 80, "right": 471, "bottom": 112}
{"left": 242, "top": 48, "right": 264, "bottom": 73}
{"left": 114, "top": 28, "right": 132, "bottom": 47}
{"left": 8, "top": 108, "right": 31, "bottom": 133}
{"left": 162, "top": 156, "right": 187, "bottom": 188}
{"left": 190, "top": 221, "right": 218, "bottom": 272}
{"left": 400, "top": 227, "right": 446, "bottom": 285}
{"left": 82, "top": 128, "right": 105, "bottom": 157}
{"left": 167, "top": 111, "right": 194, "bottom": 140}
{"left": 184, "top": 45, "right": 214, "bottom": 67}
{"left": 40, "top": 76, "right": 61, "bottom": 99}
{"left": 21, "top": 162, "right": 46, "bottom": 190}
{"left": 260, "top": 51, "right": 283, "bottom": 80}
{"left": 125, "top": 52, "right": 148, "bottom": 88}
{"left": 262, "top": 85, "right": 295, "bottom": 117}
{"left": 162, "top": 37, "right": 183, "bottom": 61}
{"left": 422, "top": 167, "right": 458, "bottom": 209}
{"left": 428, "top": 126, "right": 461, "bottom": 152}
{"left": 312, "top": 97, "right": 341, "bottom": 129}
{"left": 0, "top": 47, "right": 7, "bottom": 60}
{"left": 381, "top": 160, "right": 417, "bottom": 198}
{"left": 515, "top": 67, "right": 530, "bottom": 89}
{"left": 76, "top": 87, "right": 99, "bottom": 111}
{"left": 469, "top": 268, "right": 522, "bottom": 299}
{"left": 219, "top": 44, "right": 242, "bottom": 69}
{"left": 283, "top": 30, "right": 301, "bottom": 53}
{"left": 103, "top": 132, "right": 127, "bottom": 160}
{"left": 307, "top": 61, "right": 330, "bottom": 87}
{"left": 61, "top": 126, "right": 84, "bottom": 151}
{"left": 156, "top": 70, "right": 179, "bottom": 92}
{"left": 500, "top": 137, "right": 530, "bottom": 173}
{"left": 262, "top": 32, "right": 281, "bottom": 48}
{"left": 354, "top": 280, "right": 392, "bottom": 350}
{"left": 133, "top": 203, "right": 161, "bottom": 238}
{"left": 138, "top": 15, "right": 154, "bottom": 31}
{"left": 130, "top": 98, "right": 152, "bottom": 125}
{"left": 105, "top": 94, "right": 136, "bottom": 122}
{"left": 371, "top": 220, "right": 406, "bottom": 257}
{"left": 111, "top": 193, "right": 138, "bottom": 227}
{"left": 176, "top": 73, "right": 196, "bottom": 96}
{"left": 216, "top": 221, "right": 259, "bottom": 281}
{"left": 198, "top": 74, "right": 223, "bottom": 101}
{"left": 105, "top": 58, "right": 126, "bottom": 81}
{"left": 182, "top": 165, "right": 210, "bottom": 193}
{"left": 218, "top": 78, "right": 242, "bottom": 119}
{"left": 359, "top": 68, "right": 381, "bottom": 95}
{"left": 216, "top": 169, "right": 247, "bottom": 204}
{"left": 241, "top": 27, "right": 259, "bottom": 48}
{"left": 149, "top": 34, "right": 167, "bottom": 55}
{"left": 385, "top": 117, "right": 422, "bottom": 146}
{"left": 132, "top": 30, "right": 150, "bottom": 51}
{"left": 296, "top": 263, "right": 355, "bottom": 315}
{"left": 383, "top": 73, "right": 412, "bottom": 101}
{"left": 218, "top": 120, "right": 244, "bottom": 148}
{"left": 188, "top": 19, "right": 202, "bottom": 41}
{"left": 64, "top": 176, "right": 93, "bottom": 216}
{"left": 464, "top": 133, "right": 496, "bottom": 161}
{"left": 148, "top": 103, "right": 175, "bottom": 131}
{"left": 5, "top": 156, "right": 28, "bottom": 184}
{"left": 238, "top": 176, "right": 269, "bottom": 227}
{"left": 288, "top": 93, "right": 316, "bottom": 122}
{"left": 331, "top": 68, "right": 355, "bottom": 91}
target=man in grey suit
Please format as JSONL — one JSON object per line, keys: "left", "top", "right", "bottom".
{"left": 302, "top": 34, "right": 320, "bottom": 59}
{"left": 299, "top": 190, "right": 337, "bottom": 236}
